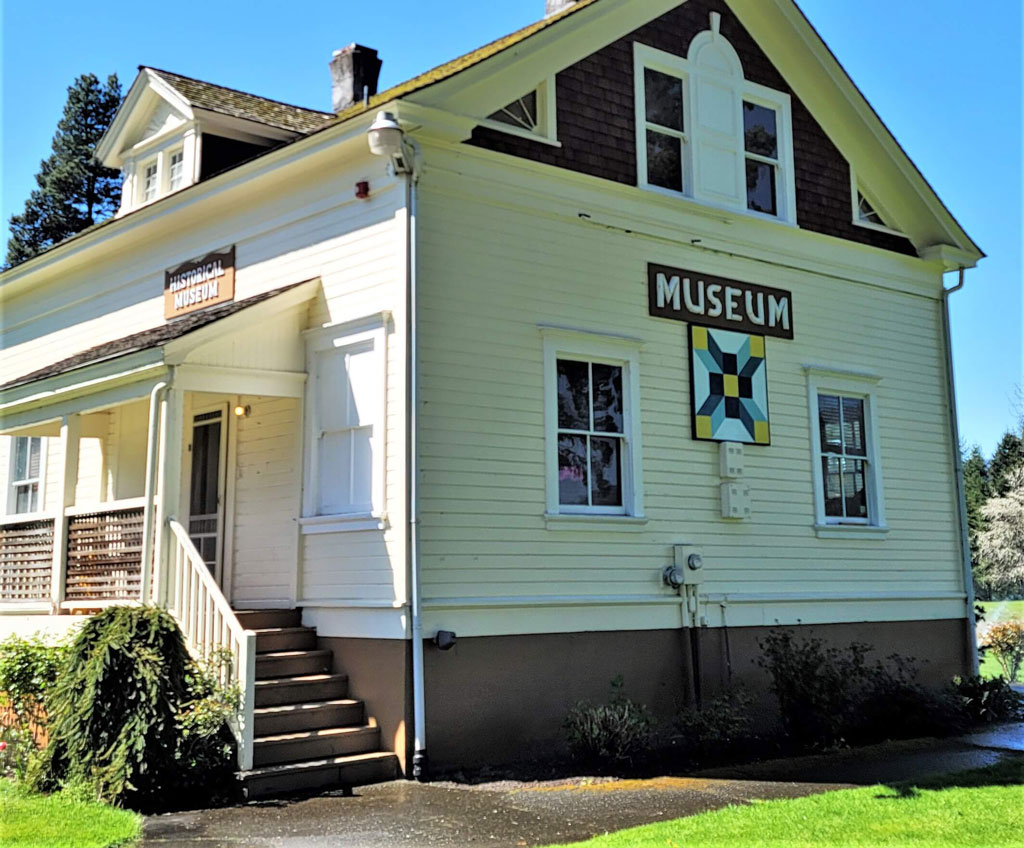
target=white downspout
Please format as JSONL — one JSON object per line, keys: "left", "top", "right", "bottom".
{"left": 140, "top": 378, "right": 170, "bottom": 603}
{"left": 941, "top": 268, "right": 979, "bottom": 675}
{"left": 404, "top": 141, "right": 428, "bottom": 780}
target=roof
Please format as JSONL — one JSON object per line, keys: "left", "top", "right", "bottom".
{"left": 145, "top": 67, "right": 334, "bottom": 134}
{"left": 0, "top": 282, "right": 309, "bottom": 391}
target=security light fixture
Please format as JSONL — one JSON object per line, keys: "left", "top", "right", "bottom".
{"left": 367, "top": 111, "right": 403, "bottom": 157}
{"left": 233, "top": 404, "right": 251, "bottom": 418}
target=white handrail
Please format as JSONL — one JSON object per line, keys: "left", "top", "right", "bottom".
{"left": 167, "top": 519, "right": 256, "bottom": 771}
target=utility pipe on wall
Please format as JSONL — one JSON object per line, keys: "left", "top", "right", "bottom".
{"left": 941, "top": 268, "right": 979, "bottom": 675}
{"left": 140, "top": 379, "right": 170, "bottom": 602}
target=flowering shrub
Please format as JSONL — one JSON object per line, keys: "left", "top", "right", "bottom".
{"left": 982, "top": 621, "right": 1024, "bottom": 682}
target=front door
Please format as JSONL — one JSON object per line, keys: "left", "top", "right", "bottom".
{"left": 188, "top": 405, "right": 227, "bottom": 583}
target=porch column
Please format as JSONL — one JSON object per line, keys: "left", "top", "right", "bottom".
{"left": 50, "top": 413, "right": 81, "bottom": 610}
{"left": 153, "top": 386, "right": 184, "bottom": 606}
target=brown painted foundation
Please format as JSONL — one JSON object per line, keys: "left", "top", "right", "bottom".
{"left": 317, "top": 637, "right": 413, "bottom": 774}
{"left": 422, "top": 619, "right": 969, "bottom": 770}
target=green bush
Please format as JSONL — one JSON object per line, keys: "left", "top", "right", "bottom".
{"left": 953, "top": 675, "right": 1024, "bottom": 724}
{"left": 0, "top": 633, "right": 67, "bottom": 720}
{"left": 37, "top": 605, "right": 237, "bottom": 810}
{"left": 564, "top": 676, "right": 654, "bottom": 770}
{"left": 674, "top": 691, "right": 757, "bottom": 762}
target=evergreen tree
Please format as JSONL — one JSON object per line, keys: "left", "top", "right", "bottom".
{"left": 6, "top": 73, "right": 122, "bottom": 268}
{"left": 988, "top": 431, "right": 1024, "bottom": 497}
{"left": 963, "top": 444, "right": 990, "bottom": 593}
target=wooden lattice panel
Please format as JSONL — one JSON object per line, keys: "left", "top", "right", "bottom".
{"left": 65, "top": 508, "right": 144, "bottom": 602}
{"left": 0, "top": 519, "right": 54, "bottom": 602}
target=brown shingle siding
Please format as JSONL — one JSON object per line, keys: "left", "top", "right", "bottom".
{"left": 467, "top": 0, "right": 916, "bottom": 257}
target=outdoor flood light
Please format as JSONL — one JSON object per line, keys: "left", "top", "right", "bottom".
{"left": 367, "top": 111, "right": 403, "bottom": 158}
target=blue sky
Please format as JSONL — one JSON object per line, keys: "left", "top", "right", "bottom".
{"left": 2, "top": 0, "right": 1020, "bottom": 456}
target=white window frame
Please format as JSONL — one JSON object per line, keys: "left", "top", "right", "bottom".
{"left": 849, "top": 168, "right": 905, "bottom": 236}
{"left": 5, "top": 436, "right": 47, "bottom": 517}
{"left": 542, "top": 327, "right": 645, "bottom": 524}
{"left": 805, "top": 367, "right": 887, "bottom": 538}
{"left": 168, "top": 148, "right": 185, "bottom": 192}
{"left": 479, "top": 77, "right": 560, "bottom": 147}
{"left": 140, "top": 158, "right": 160, "bottom": 204}
{"left": 634, "top": 41, "right": 797, "bottom": 225}
{"left": 300, "top": 314, "right": 388, "bottom": 535}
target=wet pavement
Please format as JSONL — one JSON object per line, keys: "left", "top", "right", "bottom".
{"left": 143, "top": 723, "right": 1024, "bottom": 848}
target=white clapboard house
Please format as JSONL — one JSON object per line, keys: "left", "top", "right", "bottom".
{"left": 0, "top": 0, "right": 983, "bottom": 796}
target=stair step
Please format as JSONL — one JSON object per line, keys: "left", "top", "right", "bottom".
{"left": 235, "top": 609, "right": 302, "bottom": 630}
{"left": 253, "top": 724, "right": 381, "bottom": 767}
{"left": 240, "top": 751, "right": 399, "bottom": 799}
{"left": 253, "top": 626, "right": 317, "bottom": 653}
{"left": 254, "top": 699, "right": 364, "bottom": 736}
{"left": 256, "top": 649, "right": 332, "bottom": 679}
{"left": 254, "top": 673, "right": 348, "bottom": 707}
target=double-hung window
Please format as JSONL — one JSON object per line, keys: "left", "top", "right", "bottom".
{"left": 141, "top": 160, "right": 159, "bottom": 203}
{"left": 301, "top": 316, "right": 387, "bottom": 533}
{"left": 168, "top": 150, "right": 185, "bottom": 191}
{"left": 543, "top": 329, "right": 644, "bottom": 520}
{"left": 806, "top": 369, "right": 886, "bottom": 535}
{"left": 7, "top": 436, "right": 44, "bottom": 515}
{"left": 634, "top": 35, "right": 796, "bottom": 224}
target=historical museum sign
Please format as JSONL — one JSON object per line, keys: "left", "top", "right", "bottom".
{"left": 648, "top": 263, "right": 794, "bottom": 340}
{"left": 164, "top": 246, "right": 235, "bottom": 319}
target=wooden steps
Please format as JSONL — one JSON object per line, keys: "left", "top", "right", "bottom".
{"left": 234, "top": 609, "right": 399, "bottom": 798}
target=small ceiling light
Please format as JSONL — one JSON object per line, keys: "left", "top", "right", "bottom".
{"left": 367, "top": 111, "right": 404, "bottom": 158}
{"left": 233, "top": 404, "right": 251, "bottom": 418}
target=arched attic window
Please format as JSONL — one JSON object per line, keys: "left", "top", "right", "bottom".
{"left": 634, "top": 13, "right": 797, "bottom": 224}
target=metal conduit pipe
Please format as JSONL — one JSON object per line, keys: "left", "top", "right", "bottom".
{"left": 941, "top": 267, "right": 979, "bottom": 674}
{"left": 140, "top": 379, "right": 169, "bottom": 602}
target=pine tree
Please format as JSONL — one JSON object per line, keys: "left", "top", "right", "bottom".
{"left": 5, "top": 73, "right": 122, "bottom": 268}
{"left": 962, "top": 444, "right": 990, "bottom": 594}
{"left": 988, "top": 431, "right": 1024, "bottom": 497}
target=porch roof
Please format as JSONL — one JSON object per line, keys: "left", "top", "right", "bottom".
{"left": 0, "top": 279, "right": 317, "bottom": 433}
{"left": 2, "top": 281, "right": 311, "bottom": 392}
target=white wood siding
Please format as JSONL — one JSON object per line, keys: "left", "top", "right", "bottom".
{"left": 414, "top": 143, "right": 965, "bottom": 636}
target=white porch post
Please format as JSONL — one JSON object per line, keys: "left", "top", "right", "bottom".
{"left": 50, "top": 413, "right": 81, "bottom": 611}
{"left": 153, "top": 386, "right": 184, "bottom": 606}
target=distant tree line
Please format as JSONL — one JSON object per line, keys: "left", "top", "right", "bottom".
{"left": 964, "top": 430, "right": 1024, "bottom": 598}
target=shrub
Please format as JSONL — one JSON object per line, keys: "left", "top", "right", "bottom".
{"left": 758, "top": 630, "right": 872, "bottom": 749}
{"left": 953, "top": 675, "right": 1024, "bottom": 724}
{"left": 674, "top": 691, "right": 756, "bottom": 762}
{"left": 564, "top": 676, "right": 654, "bottom": 770}
{"left": 37, "top": 605, "right": 237, "bottom": 810}
{"left": 0, "top": 633, "right": 67, "bottom": 725}
{"left": 982, "top": 621, "right": 1024, "bottom": 682}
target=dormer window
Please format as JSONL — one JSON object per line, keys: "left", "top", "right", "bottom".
{"left": 480, "top": 78, "right": 559, "bottom": 146}
{"left": 142, "top": 160, "right": 159, "bottom": 203}
{"left": 169, "top": 150, "right": 185, "bottom": 191}
{"left": 634, "top": 20, "right": 796, "bottom": 224}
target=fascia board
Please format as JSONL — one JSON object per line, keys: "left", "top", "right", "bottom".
{"left": 729, "top": 0, "right": 982, "bottom": 261}
{"left": 410, "top": 0, "right": 680, "bottom": 116}
{"left": 0, "top": 353, "right": 167, "bottom": 420}
{"left": 0, "top": 117, "right": 371, "bottom": 296}
{"left": 96, "top": 70, "right": 194, "bottom": 167}
{"left": 163, "top": 279, "right": 320, "bottom": 365}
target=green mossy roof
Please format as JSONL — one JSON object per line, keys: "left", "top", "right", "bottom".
{"left": 146, "top": 67, "right": 334, "bottom": 134}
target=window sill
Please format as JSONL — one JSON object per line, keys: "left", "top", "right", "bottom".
{"left": 299, "top": 513, "right": 387, "bottom": 535}
{"left": 814, "top": 523, "right": 889, "bottom": 540}
{"left": 545, "top": 513, "right": 649, "bottom": 532}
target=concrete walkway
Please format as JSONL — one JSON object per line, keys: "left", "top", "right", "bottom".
{"left": 143, "top": 723, "right": 1024, "bottom": 848}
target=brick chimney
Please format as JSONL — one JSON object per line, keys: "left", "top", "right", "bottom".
{"left": 545, "top": 0, "right": 579, "bottom": 16}
{"left": 329, "top": 44, "right": 383, "bottom": 113}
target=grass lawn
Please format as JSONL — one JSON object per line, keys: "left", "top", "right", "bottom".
{"left": 547, "top": 758, "right": 1024, "bottom": 848}
{"left": 978, "top": 600, "right": 1024, "bottom": 681}
{"left": 0, "top": 780, "right": 141, "bottom": 848}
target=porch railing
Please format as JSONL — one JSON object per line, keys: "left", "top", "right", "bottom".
{"left": 167, "top": 519, "right": 256, "bottom": 771}
{"left": 64, "top": 503, "right": 145, "bottom": 604}
{"left": 0, "top": 516, "right": 55, "bottom": 603}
